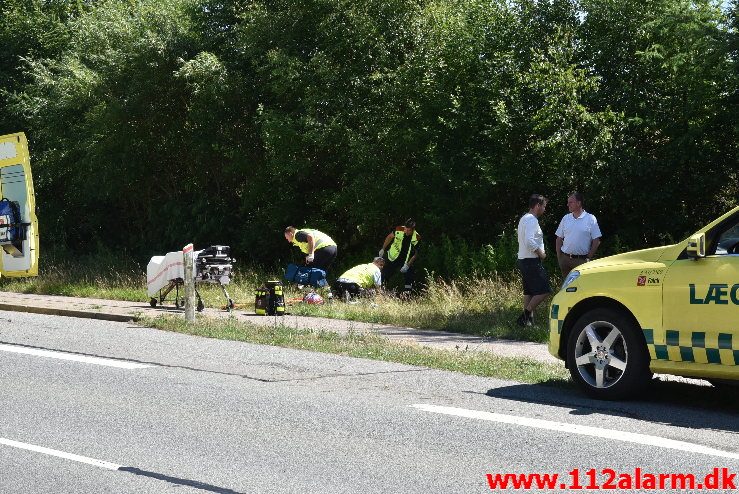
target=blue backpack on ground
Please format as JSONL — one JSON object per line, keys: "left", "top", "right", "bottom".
{"left": 284, "top": 263, "right": 328, "bottom": 288}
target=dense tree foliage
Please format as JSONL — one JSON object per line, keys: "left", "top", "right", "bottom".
{"left": 0, "top": 0, "right": 89, "bottom": 133}
{"left": 1, "top": 0, "right": 736, "bottom": 274}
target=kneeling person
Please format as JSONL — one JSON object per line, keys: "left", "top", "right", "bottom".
{"left": 335, "top": 257, "right": 384, "bottom": 301}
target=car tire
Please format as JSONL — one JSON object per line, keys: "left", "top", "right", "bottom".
{"left": 566, "top": 308, "right": 652, "bottom": 400}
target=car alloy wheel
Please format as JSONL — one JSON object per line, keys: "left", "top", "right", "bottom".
{"left": 566, "top": 308, "right": 651, "bottom": 400}
{"left": 573, "top": 320, "right": 628, "bottom": 389}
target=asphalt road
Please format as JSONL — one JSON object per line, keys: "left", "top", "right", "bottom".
{"left": 1, "top": 310, "right": 737, "bottom": 493}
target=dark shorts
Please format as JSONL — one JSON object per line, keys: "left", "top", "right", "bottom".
{"left": 517, "top": 258, "right": 552, "bottom": 296}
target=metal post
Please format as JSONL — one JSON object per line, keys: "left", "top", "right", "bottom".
{"left": 183, "top": 243, "right": 195, "bottom": 322}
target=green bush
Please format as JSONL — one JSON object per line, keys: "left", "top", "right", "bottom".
{"left": 0, "top": 0, "right": 735, "bottom": 266}
{"left": 423, "top": 232, "right": 518, "bottom": 279}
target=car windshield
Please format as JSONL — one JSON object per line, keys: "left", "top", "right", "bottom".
{"left": 715, "top": 221, "right": 739, "bottom": 255}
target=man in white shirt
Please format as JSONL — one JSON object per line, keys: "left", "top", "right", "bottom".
{"left": 555, "top": 192, "right": 602, "bottom": 276}
{"left": 516, "top": 194, "right": 551, "bottom": 327}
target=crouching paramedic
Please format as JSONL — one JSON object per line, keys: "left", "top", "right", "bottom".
{"left": 284, "top": 227, "right": 337, "bottom": 273}
{"left": 378, "top": 219, "right": 420, "bottom": 292}
{"left": 335, "top": 257, "right": 384, "bottom": 301}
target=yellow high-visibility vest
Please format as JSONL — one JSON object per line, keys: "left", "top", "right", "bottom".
{"left": 292, "top": 228, "right": 336, "bottom": 254}
{"left": 339, "top": 263, "right": 379, "bottom": 288}
{"left": 388, "top": 229, "right": 419, "bottom": 263}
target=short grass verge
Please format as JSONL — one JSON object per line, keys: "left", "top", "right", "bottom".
{"left": 141, "top": 315, "right": 739, "bottom": 410}
{"left": 142, "top": 315, "right": 571, "bottom": 385}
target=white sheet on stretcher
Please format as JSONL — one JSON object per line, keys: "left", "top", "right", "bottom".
{"left": 146, "top": 250, "right": 186, "bottom": 297}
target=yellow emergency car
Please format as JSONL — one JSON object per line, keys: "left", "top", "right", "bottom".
{"left": 549, "top": 205, "right": 739, "bottom": 399}
{"left": 0, "top": 132, "right": 39, "bottom": 278}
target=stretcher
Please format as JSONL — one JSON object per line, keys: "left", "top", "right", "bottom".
{"left": 146, "top": 245, "right": 235, "bottom": 311}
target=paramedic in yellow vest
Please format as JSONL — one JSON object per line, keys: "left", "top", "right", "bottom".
{"left": 284, "top": 226, "right": 338, "bottom": 273}
{"left": 335, "top": 257, "right": 385, "bottom": 301}
{"left": 378, "top": 219, "right": 420, "bottom": 292}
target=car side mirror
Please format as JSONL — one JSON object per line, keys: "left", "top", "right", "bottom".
{"left": 686, "top": 233, "right": 706, "bottom": 259}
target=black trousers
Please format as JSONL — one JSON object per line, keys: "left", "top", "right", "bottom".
{"left": 310, "top": 245, "right": 337, "bottom": 272}
{"left": 381, "top": 258, "right": 415, "bottom": 288}
{"left": 334, "top": 281, "right": 362, "bottom": 299}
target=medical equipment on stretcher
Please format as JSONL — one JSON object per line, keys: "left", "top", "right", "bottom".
{"left": 146, "top": 245, "right": 235, "bottom": 311}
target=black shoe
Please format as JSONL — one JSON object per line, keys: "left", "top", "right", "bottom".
{"left": 516, "top": 312, "right": 528, "bottom": 327}
{"left": 526, "top": 310, "right": 534, "bottom": 327}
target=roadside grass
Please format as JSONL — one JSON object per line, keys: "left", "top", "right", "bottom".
{"left": 288, "top": 276, "right": 549, "bottom": 342}
{"left": 142, "top": 315, "right": 571, "bottom": 385}
{"left": 0, "top": 253, "right": 551, "bottom": 342}
{"left": 141, "top": 315, "right": 739, "bottom": 410}
{"left": 0, "top": 251, "right": 262, "bottom": 307}
{"left": 0, "top": 253, "right": 145, "bottom": 301}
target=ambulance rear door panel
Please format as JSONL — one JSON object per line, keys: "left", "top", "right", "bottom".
{"left": 0, "top": 132, "right": 39, "bottom": 277}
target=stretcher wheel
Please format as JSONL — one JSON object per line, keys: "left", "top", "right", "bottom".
{"left": 150, "top": 298, "right": 157, "bottom": 307}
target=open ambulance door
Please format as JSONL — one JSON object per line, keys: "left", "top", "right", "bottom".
{"left": 0, "top": 132, "right": 39, "bottom": 278}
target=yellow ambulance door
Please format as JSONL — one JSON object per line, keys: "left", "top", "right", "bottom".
{"left": 662, "top": 214, "right": 739, "bottom": 372}
{"left": 0, "top": 132, "right": 39, "bottom": 278}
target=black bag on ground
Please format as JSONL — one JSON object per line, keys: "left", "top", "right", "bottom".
{"left": 254, "top": 280, "right": 285, "bottom": 316}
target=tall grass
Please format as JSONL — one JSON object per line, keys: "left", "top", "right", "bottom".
{"left": 0, "top": 250, "right": 555, "bottom": 342}
{"left": 0, "top": 250, "right": 145, "bottom": 300}
{"left": 288, "top": 276, "right": 549, "bottom": 342}
{"left": 0, "top": 249, "right": 268, "bottom": 306}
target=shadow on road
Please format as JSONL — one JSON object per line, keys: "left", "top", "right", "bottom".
{"left": 120, "top": 467, "right": 245, "bottom": 494}
{"left": 485, "top": 378, "right": 739, "bottom": 433}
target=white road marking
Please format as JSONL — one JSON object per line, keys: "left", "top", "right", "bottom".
{"left": 0, "top": 343, "right": 152, "bottom": 369}
{"left": 412, "top": 404, "right": 739, "bottom": 460}
{"left": 0, "top": 437, "right": 122, "bottom": 470}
